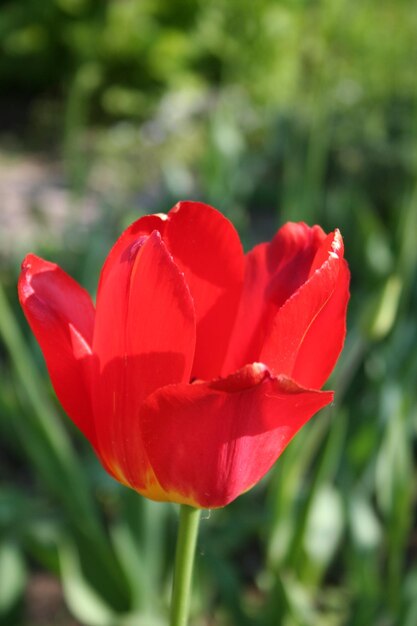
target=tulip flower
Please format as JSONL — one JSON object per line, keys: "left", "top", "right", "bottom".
{"left": 18, "top": 202, "right": 349, "bottom": 510}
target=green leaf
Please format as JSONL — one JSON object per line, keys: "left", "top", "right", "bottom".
{"left": 0, "top": 542, "right": 26, "bottom": 616}
{"left": 59, "top": 540, "right": 118, "bottom": 626}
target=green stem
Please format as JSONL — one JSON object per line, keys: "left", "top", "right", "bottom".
{"left": 170, "top": 505, "right": 201, "bottom": 626}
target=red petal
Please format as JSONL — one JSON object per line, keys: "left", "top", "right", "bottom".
{"left": 164, "top": 202, "right": 244, "bottom": 379}
{"left": 18, "top": 254, "right": 95, "bottom": 441}
{"left": 96, "top": 213, "right": 167, "bottom": 302}
{"left": 260, "top": 230, "right": 350, "bottom": 388}
{"left": 97, "top": 204, "right": 244, "bottom": 380}
{"left": 222, "top": 223, "right": 326, "bottom": 375}
{"left": 140, "top": 364, "right": 333, "bottom": 508}
{"left": 92, "top": 231, "right": 196, "bottom": 489}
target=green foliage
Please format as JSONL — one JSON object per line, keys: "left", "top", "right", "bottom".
{"left": 1, "top": 0, "right": 417, "bottom": 624}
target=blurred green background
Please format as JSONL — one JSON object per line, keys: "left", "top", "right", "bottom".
{"left": 1, "top": 0, "right": 417, "bottom": 624}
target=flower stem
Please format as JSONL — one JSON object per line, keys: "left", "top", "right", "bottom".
{"left": 170, "top": 504, "right": 201, "bottom": 626}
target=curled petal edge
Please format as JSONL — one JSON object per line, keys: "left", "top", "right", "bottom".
{"left": 139, "top": 364, "right": 334, "bottom": 508}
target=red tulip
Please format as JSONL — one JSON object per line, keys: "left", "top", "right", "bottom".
{"left": 18, "top": 202, "right": 349, "bottom": 508}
